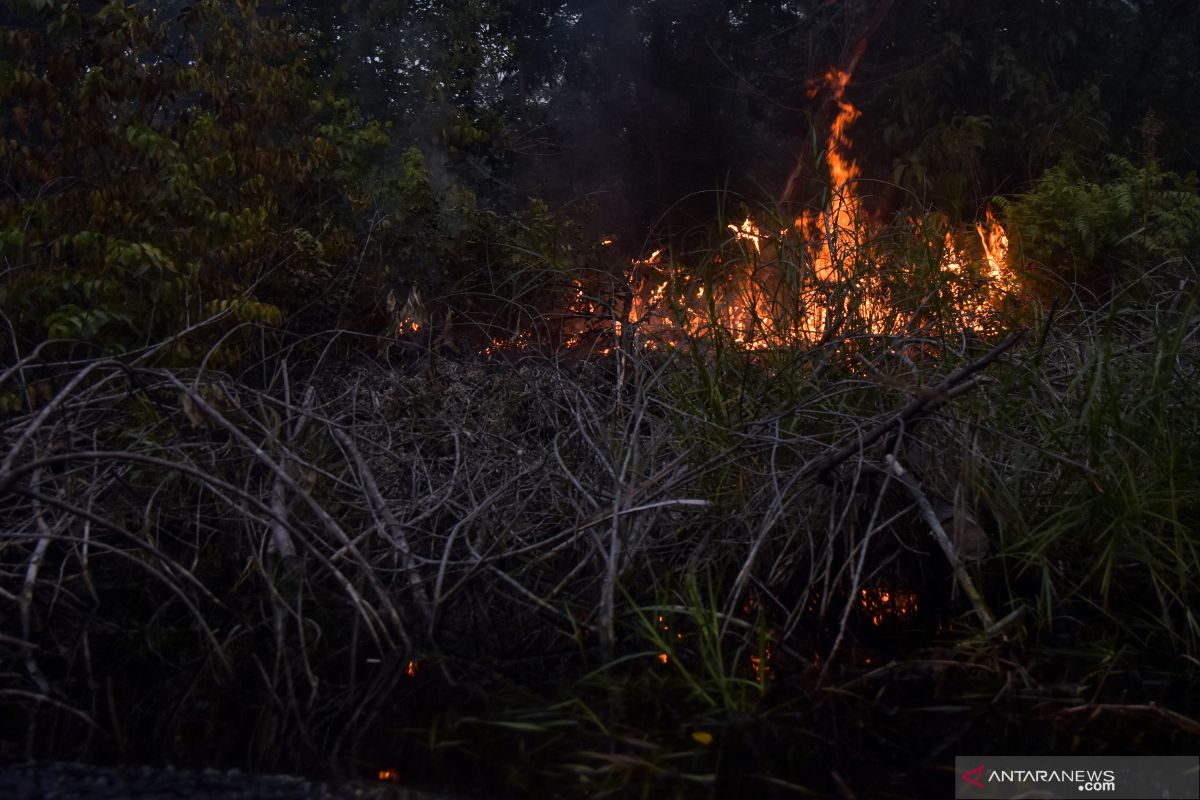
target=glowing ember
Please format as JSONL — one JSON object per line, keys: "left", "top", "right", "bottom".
{"left": 378, "top": 769, "right": 401, "bottom": 782}
{"left": 658, "top": 652, "right": 669, "bottom": 665}
{"left": 750, "top": 642, "right": 773, "bottom": 684}
{"left": 859, "top": 585, "right": 919, "bottom": 627}
{"left": 405, "top": 659, "right": 418, "bottom": 678}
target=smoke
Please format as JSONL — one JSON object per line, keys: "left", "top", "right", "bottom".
{"left": 506, "top": 2, "right": 812, "bottom": 247}
{"left": 286, "top": 1, "right": 835, "bottom": 248}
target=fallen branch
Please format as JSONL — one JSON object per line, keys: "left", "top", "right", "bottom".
{"left": 812, "top": 329, "right": 1027, "bottom": 481}
{"left": 885, "top": 454, "right": 994, "bottom": 629}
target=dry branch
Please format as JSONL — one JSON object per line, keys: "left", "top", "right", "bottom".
{"left": 811, "top": 329, "right": 1027, "bottom": 481}
{"left": 885, "top": 454, "right": 994, "bottom": 629}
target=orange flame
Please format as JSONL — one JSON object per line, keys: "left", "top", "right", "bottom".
{"left": 479, "top": 65, "right": 1020, "bottom": 357}
{"left": 728, "top": 216, "right": 765, "bottom": 254}
{"left": 813, "top": 67, "right": 864, "bottom": 250}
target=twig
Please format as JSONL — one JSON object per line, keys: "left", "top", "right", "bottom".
{"left": 21, "top": 470, "right": 53, "bottom": 694}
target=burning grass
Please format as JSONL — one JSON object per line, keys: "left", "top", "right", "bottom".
{"left": 399, "top": 63, "right": 1022, "bottom": 363}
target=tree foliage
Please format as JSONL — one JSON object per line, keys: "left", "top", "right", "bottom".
{"left": 0, "top": 0, "right": 413, "bottom": 360}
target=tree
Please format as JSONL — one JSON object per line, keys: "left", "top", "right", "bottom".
{"left": 0, "top": 0, "right": 401, "bottom": 360}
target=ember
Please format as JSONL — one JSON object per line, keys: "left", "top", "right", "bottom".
{"left": 750, "top": 642, "right": 773, "bottom": 684}
{"left": 859, "top": 585, "right": 920, "bottom": 627}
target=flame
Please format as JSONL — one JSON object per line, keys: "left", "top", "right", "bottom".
{"left": 405, "top": 659, "right": 418, "bottom": 678}
{"left": 977, "top": 207, "right": 1012, "bottom": 286}
{"left": 479, "top": 66, "right": 1020, "bottom": 357}
{"left": 935, "top": 208, "right": 1014, "bottom": 335}
{"left": 728, "top": 216, "right": 765, "bottom": 254}
{"left": 809, "top": 67, "right": 864, "bottom": 251}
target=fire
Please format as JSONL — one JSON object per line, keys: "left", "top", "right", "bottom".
{"left": 803, "top": 67, "right": 865, "bottom": 259}
{"left": 586, "top": 64, "right": 1016, "bottom": 354}
{"left": 412, "top": 65, "right": 1020, "bottom": 357}
{"left": 979, "top": 209, "right": 1008, "bottom": 275}
{"left": 792, "top": 66, "right": 879, "bottom": 338}
{"left": 728, "top": 216, "right": 766, "bottom": 254}
{"left": 937, "top": 209, "right": 1015, "bottom": 334}
{"left": 750, "top": 642, "right": 773, "bottom": 684}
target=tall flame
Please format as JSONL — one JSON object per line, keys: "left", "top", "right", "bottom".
{"left": 820, "top": 66, "right": 863, "bottom": 242}
{"left": 796, "top": 66, "right": 880, "bottom": 337}
{"left": 462, "top": 66, "right": 1020, "bottom": 357}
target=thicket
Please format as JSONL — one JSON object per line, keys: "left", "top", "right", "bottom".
{"left": 1000, "top": 153, "right": 1200, "bottom": 289}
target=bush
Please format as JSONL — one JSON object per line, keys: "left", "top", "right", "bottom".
{"left": 998, "top": 155, "right": 1200, "bottom": 286}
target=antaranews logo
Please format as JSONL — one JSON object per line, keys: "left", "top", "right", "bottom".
{"left": 958, "top": 764, "right": 1116, "bottom": 794}
{"left": 955, "top": 756, "right": 1198, "bottom": 800}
